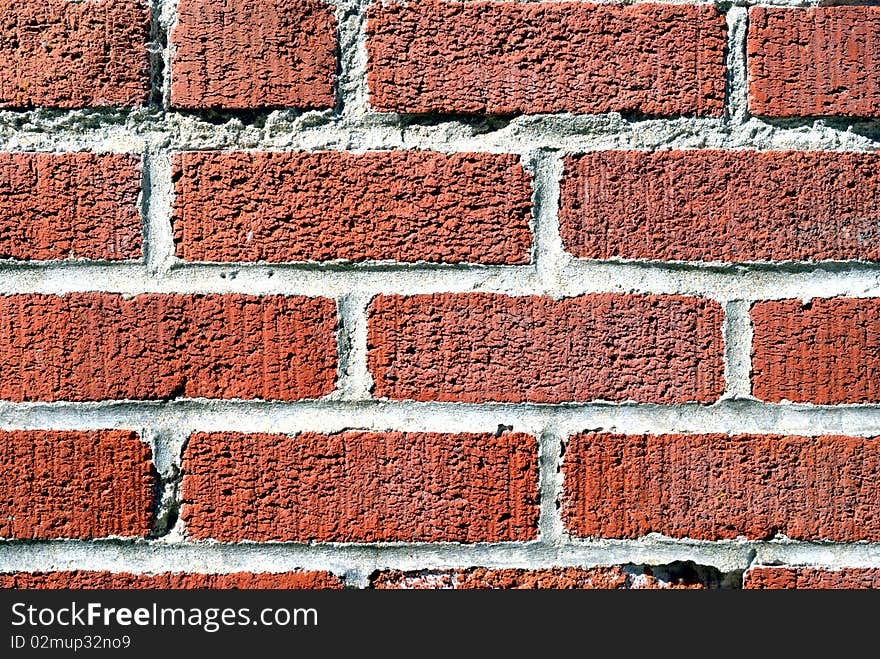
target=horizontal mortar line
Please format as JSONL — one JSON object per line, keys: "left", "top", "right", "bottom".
{"left": 4, "top": 0, "right": 848, "bottom": 9}
{"left": 1, "top": 261, "right": 880, "bottom": 300}
{"left": 475, "top": 0, "right": 880, "bottom": 6}
{"left": 4, "top": 399, "right": 880, "bottom": 437}
{"left": 2, "top": 538, "right": 880, "bottom": 575}
{"left": 381, "top": 0, "right": 857, "bottom": 6}
{"left": 0, "top": 112, "right": 878, "bottom": 155}
{"left": 423, "top": 0, "right": 723, "bottom": 6}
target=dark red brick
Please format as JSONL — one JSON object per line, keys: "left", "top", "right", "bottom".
{"left": 367, "top": 1, "right": 726, "bottom": 116}
{"left": 0, "top": 430, "right": 155, "bottom": 540}
{"left": 367, "top": 293, "right": 724, "bottom": 404}
{"left": 749, "top": 7, "right": 880, "bottom": 118}
{"left": 0, "top": 571, "right": 343, "bottom": 589}
{"left": 0, "top": 153, "right": 141, "bottom": 261}
{"left": 181, "top": 431, "right": 538, "bottom": 543}
{"left": 743, "top": 567, "right": 880, "bottom": 590}
{"left": 0, "top": 0, "right": 150, "bottom": 109}
{"left": 560, "top": 150, "right": 880, "bottom": 262}
{"left": 0, "top": 294, "right": 337, "bottom": 402}
{"left": 563, "top": 433, "right": 880, "bottom": 542}
{"left": 171, "top": 0, "right": 336, "bottom": 109}
{"left": 173, "top": 151, "right": 532, "bottom": 264}
{"left": 752, "top": 298, "right": 880, "bottom": 404}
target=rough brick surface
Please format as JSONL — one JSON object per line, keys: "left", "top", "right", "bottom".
{"left": 0, "top": 0, "right": 150, "bottom": 109}
{"left": 748, "top": 7, "right": 880, "bottom": 118}
{"left": 367, "top": 293, "right": 724, "bottom": 404}
{"left": 181, "top": 431, "right": 538, "bottom": 543}
{"left": 743, "top": 567, "right": 880, "bottom": 590}
{"left": 173, "top": 151, "right": 532, "bottom": 264}
{"left": 0, "top": 571, "right": 343, "bottom": 589}
{"left": 172, "top": 0, "right": 336, "bottom": 109}
{"left": 563, "top": 433, "right": 880, "bottom": 542}
{"left": 0, "top": 153, "right": 142, "bottom": 261}
{"left": 752, "top": 299, "right": 880, "bottom": 404}
{"left": 0, "top": 294, "right": 336, "bottom": 402}
{"left": 560, "top": 150, "right": 880, "bottom": 263}
{"left": 0, "top": 430, "right": 155, "bottom": 540}
{"left": 367, "top": 1, "right": 727, "bottom": 116}
{"left": 372, "top": 567, "right": 705, "bottom": 589}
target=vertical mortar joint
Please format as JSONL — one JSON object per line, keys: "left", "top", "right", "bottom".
{"left": 146, "top": 428, "right": 188, "bottom": 540}
{"left": 334, "top": 293, "right": 375, "bottom": 401}
{"left": 142, "top": 141, "right": 177, "bottom": 276}
{"left": 537, "top": 426, "right": 566, "bottom": 546}
{"left": 722, "top": 300, "right": 755, "bottom": 401}
{"left": 334, "top": 0, "right": 372, "bottom": 121}
{"left": 725, "top": 5, "right": 750, "bottom": 127}
{"left": 524, "top": 149, "right": 570, "bottom": 297}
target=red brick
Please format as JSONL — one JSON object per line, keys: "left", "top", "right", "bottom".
{"left": 367, "top": 1, "right": 726, "bottom": 116}
{"left": 0, "top": 294, "right": 336, "bottom": 402}
{"left": 367, "top": 293, "right": 724, "bottom": 404}
{"left": 751, "top": 299, "right": 880, "bottom": 404}
{"left": 748, "top": 7, "right": 880, "bottom": 118}
{"left": 743, "top": 567, "right": 880, "bottom": 590}
{"left": 181, "top": 431, "right": 538, "bottom": 542}
{"left": 373, "top": 567, "right": 705, "bottom": 589}
{"left": 0, "top": 153, "right": 142, "bottom": 261}
{"left": 171, "top": 0, "right": 336, "bottom": 109}
{"left": 560, "top": 150, "right": 880, "bottom": 263}
{"left": 0, "top": 430, "right": 155, "bottom": 540}
{"left": 0, "top": 0, "right": 150, "bottom": 109}
{"left": 173, "top": 151, "right": 532, "bottom": 264}
{"left": 563, "top": 433, "right": 880, "bottom": 542}
{"left": 0, "top": 571, "right": 343, "bottom": 589}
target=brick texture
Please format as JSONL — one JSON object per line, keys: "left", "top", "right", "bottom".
{"left": 0, "top": 0, "right": 150, "bottom": 109}
{"left": 751, "top": 299, "right": 880, "bottom": 404}
{"left": 563, "top": 433, "right": 880, "bottom": 542}
{"left": 748, "top": 7, "right": 880, "bottom": 118}
{"left": 560, "top": 150, "right": 880, "bottom": 263}
{"left": 743, "top": 567, "right": 880, "bottom": 590}
{"left": 181, "top": 431, "right": 538, "bottom": 543}
{"left": 367, "top": 293, "right": 724, "bottom": 404}
{"left": 0, "top": 294, "right": 337, "bottom": 402}
{"left": 0, "top": 153, "right": 142, "bottom": 261}
{"left": 0, "top": 571, "right": 343, "bottom": 589}
{"left": 2, "top": 0, "right": 878, "bottom": 588}
{"left": 367, "top": 1, "right": 726, "bottom": 116}
{"left": 173, "top": 151, "right": 532, "bottom": 264}
{"left": 372, "top": 567, "right": 706, "bottom": 589}
{"left": 0, "top": 430, "right": 155, "bottom": 540}
{"left": 171, "top": 0, "right": 336, "bottom": 109}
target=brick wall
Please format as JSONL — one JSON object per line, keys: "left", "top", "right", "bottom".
{"left": 0, "top": 0, "right": 878, "bottom": 590}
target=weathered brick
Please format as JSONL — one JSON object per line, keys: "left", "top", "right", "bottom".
{"left": 0, "top": 0, "right": 150, "bottom": 109}
{"left": 743, "top": 567, "right": 880, "bottom": 590}
{"left": 0, "top": 294, "right": 337, "bottom": 402}
{"left": 0, "top": 153, "right": 142, "bottom": 261}
{"left": 367, "top": 1, "right": 726, "bottom": 116}
{"left": 0, "top": 430, "right": 155, "bottom": 540}
{"left": 560, "top": 150, "right": 880, "bottom": 263}
{"left": 563, "top": 433, "right": 880, "bottom": 542}
{"left": 749, "top": 7, "right": 880, "bottom": 118}
{"left": 0, "top": 571, "right": 343, "bottom": 589}
{"left": 171, "top": 0, "right": 336, "bottom": 109}
{"left": 181, "top": 431, "right": 538, "bottom": 543}
{"left": 372, "top": 567, "right": 706, "bottom": 589}
{"left": 752, "top": 299, "right": 880, "bottom": 404}
{"left": 367, "top": 293, "right": 724, "bottom": 404}
{"left": 173, "top": 151, "right": 532, "bottom": 264}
